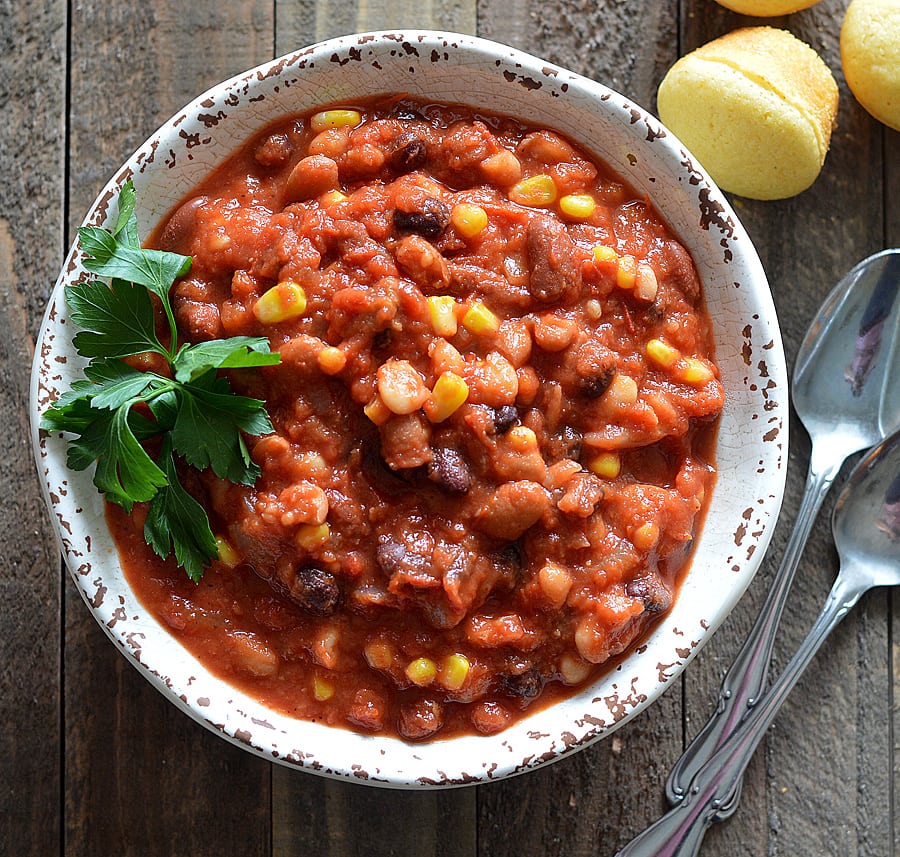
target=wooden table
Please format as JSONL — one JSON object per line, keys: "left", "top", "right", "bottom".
{"left": 3, "top": 1, "right": 897, "bottom": 854}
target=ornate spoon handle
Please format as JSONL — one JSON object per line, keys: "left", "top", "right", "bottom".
{"left": 618, "top": 570, "right": 863, "bottom": 857}
{"left": 666, "top": 447, "right": 841, "bottom": 804}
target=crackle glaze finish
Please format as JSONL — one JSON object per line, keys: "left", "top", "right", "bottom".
{"left": 30, "top": 31, "right": 786, "bottom": 787}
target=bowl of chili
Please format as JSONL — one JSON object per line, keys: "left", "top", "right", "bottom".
{"left": 32, "top": 31, "right": 786, "bottom": 785}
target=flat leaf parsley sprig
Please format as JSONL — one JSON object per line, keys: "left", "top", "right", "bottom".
{"left": 41, "top": 181, "right": 281, "bottom": 581}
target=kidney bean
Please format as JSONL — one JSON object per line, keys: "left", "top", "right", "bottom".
{"left": 526, "top": 215, "right": 582, "bottom": 303}
{"left": 393, "top": 196, "right": 450, "bottom": 239}
{"left": 397, "top": 697, "right": 444, "bottom": 740}
{"left": 427, "top": 446, "right": 473, "bottom": 494}
{"left": 625, "top": 575, "right": 672, "bottom": 613}
{"left": 288, "top": 565, "right": 340, "bottom": 615}
{"left": 389, "top": 130, "right": 428, "bottom": 173}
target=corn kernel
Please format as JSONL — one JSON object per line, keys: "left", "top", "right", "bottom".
{"left": 646, "top": 338, "right": 680, "bottom": 369}
{"left": 405, "top": 657, "right": 437, "bottom": 686}
{"left": 508, "top": 173, "right": 558, "bottom": 207}
{"left": 440, "top": 653, "right": 471, "bottom": 691}
{"left": 682, "top": 358, "right": 715, "bottom": 385}
{"left": 462, "top": 301, "right": 500, "bottom": 336}
{"left": 424, "top": 371, "right": 469, "bottom": 423}
{"left": 253, "top": 280, "right": 307, "bottom": 323}
{"left": 215, "top": 536, "right": 240, "bottom": 568}
{"left": 310, "top": 108, "right": 361, "bottom": 133}
{"left": 559, "top": 653, "right": 592, "bottom": 685}
{"left": 320, "top": 189, "right": 348, "bottom": 207}
{"left": 592, "top": 244, "right": 618, "bottom": 265}
{"left": 364, "top": 640, "right": 394, "bottom": 670}
{"left": 363, "top": 394, "right": 391, "bottom": 426}
{"left": 559, "top": 193, "right": 596, "bottom": 219}
{"left": 584, "top": 299, "right": 603, "bottom": 320}
{"left": 317, "top": 345, "right": 346, "bottom": 375}
{"left": 635, "top": 263, "right": 659, "bottom": 302}
{"left": 376, "top": 359, "right": 429, "bottom": 415}
{"left": 451, "top": 203, "right": 488, "bottom": 238}
{"left": 616, "top": 254, "right": 637, "bottom": 289}
{"left": 508, "top": 425, "right": 538, "bottom": 453}
{"left": 295, "top": 522, "right": 330, "bottom": 551}
{"left": 633, "top": 521, "right": 660, "bottom": 551}
{"left": 589, "top": 451, "right": 621, "bottom": 479}
{"left": 313, "top": 674, "right": 334, "bottom": 701}
{"left": 426, "top": 295, "right": 458, "bottom": 337}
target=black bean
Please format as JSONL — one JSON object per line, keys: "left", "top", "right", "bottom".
{"left": 427, "top": 446, "right": 473, "bottom": 495}
{"left": 548, "top": 425, "right": 583, "bottom": 460}
{"left": 389, "top": 131, "right": 428, "bottom": 173}
{"left": 578, "top": 363, "right": 616, "bottom": 398}
{"left": 625, "top": 575, "right": 672, "bottom": 613}
{"left": 393, "top": 197, "right": 450, "bottom": 239}
{"left": 490, "top": 405, "right": 519, "bottom": 434}
{"left": 499, "top": 667, "right": 544, "bottom": 699}
{"left": 289, "top": 565, "right": 340, "bottom": 615}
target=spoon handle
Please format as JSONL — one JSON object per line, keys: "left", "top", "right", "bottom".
{"left": 666, "top": 446, "right": 841, "bottom": 804}
{"left": 617, "top": 570, "right": 864, "bottom": 857}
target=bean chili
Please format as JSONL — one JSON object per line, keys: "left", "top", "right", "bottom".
{"left": 109, "top": 97, "right": 725, "bottom": 740}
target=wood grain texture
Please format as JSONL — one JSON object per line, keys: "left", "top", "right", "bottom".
{"left": 680, "top": 3, "right": 892, "bottom": 855}
{"left": 3, "top": 0, "right": 897, "bottom": 854}
{"left": 64, "top": 3, "right": 274, "bottom": 855}
{"left": 0, "top": 2, "right": 66, "bottom": 856}
{"left": 276, "top": 0, "right": 476, "bottom": 52}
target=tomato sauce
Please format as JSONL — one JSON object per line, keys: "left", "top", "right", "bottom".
{"left": 111, "top": 97, "right": 724, "bottom": 740}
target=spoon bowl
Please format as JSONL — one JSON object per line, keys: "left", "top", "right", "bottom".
{"left": 667, "top": 248, "right": 900, "bottom": 803}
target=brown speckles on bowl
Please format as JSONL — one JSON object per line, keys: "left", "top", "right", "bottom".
{"left": 29, "top": 30, "right": 786, "bottom": 788}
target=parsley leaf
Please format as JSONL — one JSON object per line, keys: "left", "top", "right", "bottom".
{"left": 144, "top": 439, "right": 218, "bottom": 584}
{"left": 67, "top": 278, "right": 165, "bottom": 359}
{"left": 173, "top": 336, "right": 280, "bottom": 384}
{"left": 41, "top": 180, "right": 281, "bottom": 578}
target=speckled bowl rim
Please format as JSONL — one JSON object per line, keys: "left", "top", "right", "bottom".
{"left": 30, "top": 30, "right": 787, "bottom": 787}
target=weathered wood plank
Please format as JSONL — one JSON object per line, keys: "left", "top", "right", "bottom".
{"left": 271, "top": 7, "right": 479, "bottom": 857}
{"left": 472, "top": 3, "right": 685, "bottom": 854}
{"left": 0, "top": 3, "right": 66, "bottom": 855}
{"left": 64, "top": 4, "right": 275, "bottom": 855}
{"left": 681, "top": 3, "right": 892, "bottom": 855}
{"left": 276, "top": 0, "right": 476, "bottom": 52}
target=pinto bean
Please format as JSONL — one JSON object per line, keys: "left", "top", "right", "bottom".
{"left": 474, "top": 480, "right": 551, "bottom": 541}
{"left": 284, "top": 154, "right": 339, "bottom": 202}
{"left": 394, "top": 234, "right": 450, "bottom": 291}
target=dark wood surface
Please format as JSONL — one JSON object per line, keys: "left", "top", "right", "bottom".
{"left": 2, "top": 1, "right": 897, "bottom": 854}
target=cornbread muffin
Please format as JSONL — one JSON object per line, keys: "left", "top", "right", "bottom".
{"left": 841, "top": 0, "right": 900, "bottom": 131}
{"left": 657, "top": 27, "right": 838, "bottom": 200}
{"left": 714, "top": 0, "right": 820, "bottom": 14}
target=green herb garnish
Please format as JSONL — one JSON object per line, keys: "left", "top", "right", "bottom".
{"left": 41, "top": 181, "right": 281, "bottom": 581}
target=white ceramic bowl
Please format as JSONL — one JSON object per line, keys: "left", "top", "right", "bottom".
{"left": 30, "top": 31, "right": 787, "bottom": 786}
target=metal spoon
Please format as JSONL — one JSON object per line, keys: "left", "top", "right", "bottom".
{"left": 617, "top": 425, "right": 900, "bottom": 857}
{"left": 666, "top": 249, "right": 900, "bottom": 811}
